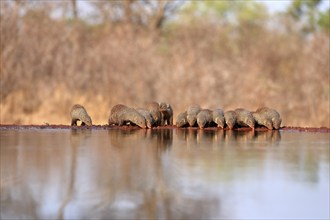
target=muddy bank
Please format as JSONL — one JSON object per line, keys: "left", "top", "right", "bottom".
{"left": 0, "top": 124, "right": 329, "bottom": 132}
{"left": 280, "top": 126, "right": 330, "bottom": 132}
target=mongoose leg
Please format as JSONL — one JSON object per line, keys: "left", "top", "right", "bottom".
{"left": 71, "top": 119, "right": 78, "bottom": 126}
{"left": 169, "top": 116, "right": 173, "bottom": 126}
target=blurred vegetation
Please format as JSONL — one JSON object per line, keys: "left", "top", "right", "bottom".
{"left": 288, "top": 0, "right": 329, "bottom": 32}
{"left": 0, "top": 0, "right": 329, "bottom": 126}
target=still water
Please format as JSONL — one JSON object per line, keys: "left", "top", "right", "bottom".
{"left": 1, "top": 128, "right": 329, "bottom": 220}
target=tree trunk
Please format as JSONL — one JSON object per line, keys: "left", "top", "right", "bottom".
{"left": 71, "top": 0, "right": 78, "bottom": 19}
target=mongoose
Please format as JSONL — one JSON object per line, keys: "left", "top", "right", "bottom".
{"left": 213, "top": 108, "right": 225, "bottom": 128}
{"left": 234, "top": 108, "right": 255, "bottom": 129}
{"left": 176, "top": 111, "right": 188, "bottom": 128}
{"left": 253, "top": 107, "right": 282, "bottom": 130}
{"left": 108, "top": 104, "right": 127, "bottom": 125}
{"left": 136, "top": 108, "right": 154, "bottom": 129}
{"left": 70, "top": 104, "right": 92, "bottom": 126}
{"left": 252, "top": 110, "right": 272, "bottom": 130}
{"left": 109, "top": 104, "right": 147, "bottom": 128}
{"left": 159, "top": 102, "right": 173, "bottom": 126}
{"left": 197, "top": 109, "right": 213, "bottom": 129}
{"left": 147, "top": 101, "right": 162, "bottom": 126}
{"left": 224, "top": 110, "right": 237, "bottom": 129}
{"left": 187, "top": 104, "right": 202, "bottom": 127}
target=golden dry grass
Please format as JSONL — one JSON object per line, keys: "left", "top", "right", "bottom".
{"left": 0, "top": 4, "right": 329, "bottom": 127}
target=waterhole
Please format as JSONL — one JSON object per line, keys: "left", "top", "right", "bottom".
{"left": 1, "top": 129, "right": 329, "bottom": 219}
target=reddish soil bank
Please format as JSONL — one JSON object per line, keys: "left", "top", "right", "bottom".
{"left": 0, "top": 124, "right": 329, "bottom": 132}
{"left": 280, "top": 126, "right": 330, "bottom": 132}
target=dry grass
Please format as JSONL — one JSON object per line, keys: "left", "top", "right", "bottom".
{"left": 0, "top": 3, "right": 329, "bottom": 127}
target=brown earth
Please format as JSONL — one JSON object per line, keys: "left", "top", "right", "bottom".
{"left": 0, "top": 125, "right": 329, "bottom": 132}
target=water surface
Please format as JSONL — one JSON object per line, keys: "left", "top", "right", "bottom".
{"left": 1, "top": 128, "right": 329, "bottom": 219}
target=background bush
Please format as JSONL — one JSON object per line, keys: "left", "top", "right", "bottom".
{"left": 0, "top": 0, "right": 329, "bottom": 126}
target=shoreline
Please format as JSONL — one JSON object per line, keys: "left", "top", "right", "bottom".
{"left": 0, "top": 125, "right": 329, "bottom": 132}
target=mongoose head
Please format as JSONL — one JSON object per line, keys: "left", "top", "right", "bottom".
{"left": 176, "top": 119, "right": 187, "bottom": 127}
{"left": 213, "top": 109, "right": 224, "bottom": 128}
{"left": 146, "top": 119, "right": 153, "bottom": 128}
{"left": 159, "top": 102, "right": 169, "bottom": 111}
{"left": 273, "top": 118, "right": 282, "bottom": 130}
{"left": 226, "top": 119, "right": 235, "bottom": 129}
{"left": 108, "top": 117, "right": 114, "bottom": 125}
{"left": 264, "top": 120, "right": 273, "bottom": 130}
{"left": 252, "top": 112, "right": 270, "bottom": 129}
{"left": 82, "top": 115, "right": 92, "bottom": 126}
{"left": 133, "top": 115, "right": 147, "bottom": 128}
{"left": 176, "top": 112, "right": 187, "bottom": 127}
{"left": 197, "top": 117, "right": 207, "bottom": 129}
{"left": 255, "top": 117, "right": 273, "bottom": 129}
{"left": 244, "top": 116, "right": 255, "bottom": 129}
{"left": 225, "top": 111, "right": 237, "bottom": 129}
{"left": 149, "top": 110, "right": 161, "bottom": 125}
{"left": 137, "top": 109, "right": 154, "bottom": 128}
{"left": 187, "top": 115, "right": 197, "bottom": 127}
{"left": 214, "top": 117, "right": 225, "bottom": 128}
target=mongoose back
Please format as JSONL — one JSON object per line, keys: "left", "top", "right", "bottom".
{"left": 176, "top": 111, "right": 188, "bottom": 128}
{"left": 224, "top": 110, "right": 237, "bottom": 129}
{"left": 234, "top": 108, "right": 255, "bottom": 129}
{"left": 187, "top": 104, "right": 202, "bottom": 127}
{"left": 109, "top": 104, "right": 146, "bottom": 128}
{"left": 147, "top": 101, "right": 162, "bottom": 126}
{"left": 213, "top": 108, "right": 225, "bottom": 128}
{"left": 159, "top": 102, "right": 173, "bottom": 126}
{"left": 197, "top": 109, "right": 213, "bottom": 129}
{"left": 253, "top": 107, "right": 281, "bottom": 129}
{"left": 136, "top": 108, "right": 154, "bottom": 128}
{"left": 71, "top": 104, "right": 92, "bottom": 126}
{"left": 108, "top": 104, "right": 128, "bottom": 125}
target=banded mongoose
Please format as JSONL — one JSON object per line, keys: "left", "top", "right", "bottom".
{"left": 253, "top": 107, "right": 281, "bottom": 130}
{"left": 109, "top": 104, "right": 147, "bottom": 128}
{"left": 187, "top": 104, "right": 202, "bottom": 127}
{"left": 213, "top": 108, "right": 225, "bottom": 128}
{"left": 234, "top": 108, "right": 255, "bottom": 129}
{"left": 147, "top": 101, "right": 162, "bottom": 127}
{"left": 176, "top": 111, "right": 188, "bottom": 128}
{"left": 197, "top": 109, "right": 213, "bottom": 129}
{"left": 136, "top": 108, "right": 154, "bottom": 128}
{"left": 108, "top": 104, "right": 127, "bottom": 125}
{"left": 70, "top": 104, "right": 92, "bottom": 126}
{"left": 224, "top": 110, "right": 237, "bottom": 129}
{"left": 159, "top": 102, "right": 173, "bottom": 126}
